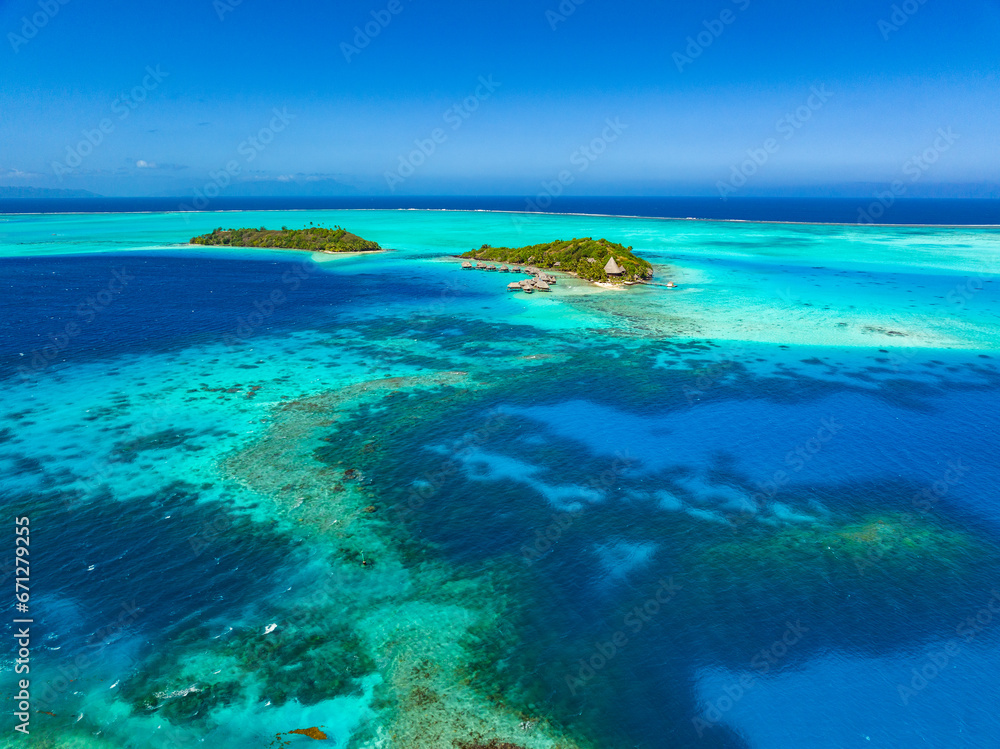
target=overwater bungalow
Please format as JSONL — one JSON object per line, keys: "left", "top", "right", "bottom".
{"left": 500, "top": 265, "right": 509, "bottom": 272}
{"left": 476, "top": 262, "right": 486, "bottom": 270}
{"left": 487, "top": 264, "right": 497, "bottom": 271}
{"left": 522, "top": 285, "right": 534, "bottom": 294}
{"left": 461, "top": 261, "right": 473, "bottom": 269}
{"left": 507, "top": 281, "right": 522, "bottom": 292}
{"left": 534, "top": 280, "right": 551, "bottom": 292}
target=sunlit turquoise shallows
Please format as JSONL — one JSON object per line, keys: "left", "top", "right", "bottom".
{"left": 2, "top": 209, "right": 1000, "bottom": 749}
{"left": 5, "top": 208, "right": 1000, "bottom": 349}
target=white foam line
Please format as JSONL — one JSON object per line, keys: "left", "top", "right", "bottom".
{"left": 0, "top": 204, "right": 997, "bottom": 228}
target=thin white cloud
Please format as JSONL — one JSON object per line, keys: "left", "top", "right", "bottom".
{"left": 135, "top": 160, "right": 158, "bottom": 169}
{"left": 1, "top": 168, "right": 38, "bottom": 178}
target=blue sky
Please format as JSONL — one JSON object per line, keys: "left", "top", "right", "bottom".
{"left": 1, "top": 0, "right": 998, "bottom": 197}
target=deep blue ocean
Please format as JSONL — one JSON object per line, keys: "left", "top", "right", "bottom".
{"left": 2, "top": 207, "right": 1000, "bottom": 748}
{"left": 2, "top": 196, "right": 999, "bottom": 226}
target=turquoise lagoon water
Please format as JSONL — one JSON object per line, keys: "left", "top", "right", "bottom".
{"left": 2, "top": 210, "right": 1000, "bottom": 748}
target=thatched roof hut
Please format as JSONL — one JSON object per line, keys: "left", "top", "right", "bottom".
{"left": 461, "top": 261, "right": 473, "bottom": 269}
{"left": 507, "top": 282, "right": 522, "bottom": 291}
{"left": 604, "top": 257, "right": 624, "bottom": 276}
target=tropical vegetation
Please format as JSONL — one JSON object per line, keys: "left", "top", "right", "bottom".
{"left": 190, "top": 225, "right": 381, "bottom": 253}
{"left": 461, "top": 237, "right": 653, "bottom": 283}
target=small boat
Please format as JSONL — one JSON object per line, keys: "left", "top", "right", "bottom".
{"left": 666, "top": 282, "right": 676, "bottom": 288}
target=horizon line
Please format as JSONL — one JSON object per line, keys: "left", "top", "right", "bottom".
{"left": 1, "top": 203, "right": 997, "bottom": 230}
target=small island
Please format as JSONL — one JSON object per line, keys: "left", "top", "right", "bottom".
{"left": 190, "top": 225, "right": 382, "bottom": 253}
{"left": 461, "top": 237, "right": 653, "bottom": 284}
